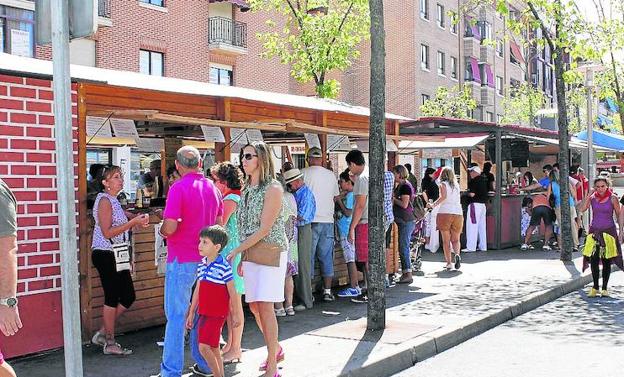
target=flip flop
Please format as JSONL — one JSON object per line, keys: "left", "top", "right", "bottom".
{"left": 103, "top": 342, "right": 133, "bottom": 356}
{"left": 223, "top": 356, "right": 241, "bottom": 365}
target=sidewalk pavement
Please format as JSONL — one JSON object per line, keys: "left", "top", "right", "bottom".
{"left": 12, "top": 248, "right": 597, "bottom": 377}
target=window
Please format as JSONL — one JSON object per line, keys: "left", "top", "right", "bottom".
{"left": 139, "top": 50, "right": 164, "bottom": 76}
{"left": 0, "top": 6, "right": 35, "bottom": 57}
{"left": 497, "top": 114, "right": 504, "bottom": 123}
{"left": 450, "top": 56, "right": 458, "bottom": 79}
{"left": 437, "top": 51, "right": 445, "bottom": 76}
{"left": 422, "top": 94, "right": 430, "bottom": 105}
{"left": 421, "top": 44, "right": 430, "bottom": 70}
{"left": 420, "top": 0, "right": 429, "bottom": 20}
{"left": 478, "top": 21, "right": 492, "bottom": 42}
{"left": 140, "top": 0, "right": 164, "bottom": 6}
{"left": 449, "top": 11, "right": 458, "bottom": 34}
{"left": 436, "top": 4, "right": 445, "bottom": 28}
{"left": 486, "top": 112, "right": 495, "bottom": 123}
{"left": 209, "top": 66, "right": 233, "bottom": 86}
{"left": 496, "top": 76, "right": 504, "bottom": 96}
{"left": 465, "top": 59, "right": 474, "bottom": 81}
{"left": 496, "top": 39, "right": 504, "bottom": 57}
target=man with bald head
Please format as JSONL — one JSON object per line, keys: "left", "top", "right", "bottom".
{"left": 157, "top": 146, "right": 224, "bottom": 377}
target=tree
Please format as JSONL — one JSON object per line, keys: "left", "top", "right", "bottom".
{"left": 420, "top": 86, "right": 478, "bottom": 119}
{"left": 585, "top": 0, "right": 624, "bottom": 134}
{"left": 367, "top": 0, "right": 386, "bottom": 331}
{"left": 248, "top": 0, "right": 370, "bottom": 98}
{"left": 501, "top": 82, "right": 546, "bottom": 126}
{"left": 462, "top": 0, "right": 587, "bottom": 261}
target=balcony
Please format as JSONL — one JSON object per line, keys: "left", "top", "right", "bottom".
{"left": 480, "top": 45, "right": 494, "bottom": 64}
{"left": 209, "top": 17, "right": 247, "bottom": 55}
{"left": 463, "top": 37, "right": 480, "bottom": 59}
{"left": 481, "top": 86, "right": 495, "bottom": 106}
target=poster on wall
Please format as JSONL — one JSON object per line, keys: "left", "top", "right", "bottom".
{"left": 10, "top": 29, "right": 32, "bottom": 57}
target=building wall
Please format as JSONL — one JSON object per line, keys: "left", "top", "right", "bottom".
{"left": 0, "top": 73, "right": 77, "bottom": 357}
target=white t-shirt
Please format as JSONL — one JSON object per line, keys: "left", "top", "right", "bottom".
{"left": 302, "top": 166, "right": 340, "bottom": 223}
{"left": 438, "top": 181, "right": 462, "bottom": 215}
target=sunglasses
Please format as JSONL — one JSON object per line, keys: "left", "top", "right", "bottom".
{"left": 243, "top": 153, "right": 258, "bottom": 161}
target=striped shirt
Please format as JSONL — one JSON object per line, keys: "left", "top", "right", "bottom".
{"left": 197, "top": 254, "right": 233, "bottom": 285}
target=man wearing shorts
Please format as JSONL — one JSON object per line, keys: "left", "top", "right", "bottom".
{"left": 521, "top": 192, "right": 554, "bottom": 251}
{"left": 346, "top": 150, "right": 369, "bottom": 303}
{"left": 0, "top": 178, "right": 21, "bottom": 377}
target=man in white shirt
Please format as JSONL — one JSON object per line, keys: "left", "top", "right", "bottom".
{"left": 302, "top": 147, "right": 340, "bottom": 301}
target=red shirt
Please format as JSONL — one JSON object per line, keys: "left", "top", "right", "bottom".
{"left": 571, "top": 174, "right": 589, "bottom": 200}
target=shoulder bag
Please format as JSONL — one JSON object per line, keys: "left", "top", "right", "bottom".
{"left": 110, "top": 232, "right": 131, "bottom": 272}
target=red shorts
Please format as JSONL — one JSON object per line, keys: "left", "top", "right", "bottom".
{"left": 355, "top": 223, "right": 369, "bottom": 263}
{"left": 198, "top": 315, "right": 226, "bottom": 348}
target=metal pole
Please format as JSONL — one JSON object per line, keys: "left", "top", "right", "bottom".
{"left": 494, "top": 130, "right": 502, "bottom": 249}
{"left": 51, "top": 1, "right": 84, "bottom": 376}
{"left": 586, "top": 68, "right": 595, "bottom": 185}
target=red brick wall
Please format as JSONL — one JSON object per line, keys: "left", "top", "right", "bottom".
{"left": 0, "top": 73, "right": 77, "bottom": 357}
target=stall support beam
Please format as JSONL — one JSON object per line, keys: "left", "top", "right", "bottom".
{"left": 494, "top": 130, "right": 502, "bottom": 249}
{"left": 215, "top": 98, "right": 231, "bottom": 162}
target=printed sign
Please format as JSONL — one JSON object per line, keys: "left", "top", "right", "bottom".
{"left": 200, "top": 126, "right": 226, "bottom": 143}
{"left": 327, "top": 135, "right": 352, "bottom": 151}
{"left": 304, "top": 133, "right": 321, "bottom": 149}
{"left": 110, "top": 118, "right": 139, "bottom": 140}
{"left": 154, "top": 223, "right": 167, "bottom": 275}
{"left": 230, "top": 128, "right": 263, "bottom": 144}
{"left": 136, "top": 138, "right": 165, "bottom": 153}
{"left": 10, "top": 29, "right": 32, "bottom": 57}
{"left": 86, "top": 116, "right": 113, "bottom": 138}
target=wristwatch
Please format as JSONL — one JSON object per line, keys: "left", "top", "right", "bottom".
{"left": 0, "top": 297, "right": 18, "bottom": 308}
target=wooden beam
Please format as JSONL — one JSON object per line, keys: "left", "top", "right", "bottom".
{"left": 215, "top": 98, "right": 232, "bottom": 162}
{"left": 76, "top": 83, "right": 92, "bottom": 341}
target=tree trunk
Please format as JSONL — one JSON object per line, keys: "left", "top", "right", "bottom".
{"left": 553, "top": 28, "right": 573, "bottom": 262}
{"left": 367, "top": 0, "right": 386, "bottom": 331}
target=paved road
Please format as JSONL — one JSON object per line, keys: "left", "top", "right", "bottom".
{"left": 394, "top": 272, "right": 624, "bottom": 377}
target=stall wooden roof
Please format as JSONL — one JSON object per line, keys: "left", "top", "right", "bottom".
{"left": 0, "top": 53, "right": 411, "bottom": 125}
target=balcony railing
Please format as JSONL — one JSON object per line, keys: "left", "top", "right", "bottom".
{"left": 209, "top": 17, "right": 247, "bottom": 49}
{"left": 98, "top": 0, "right": 111, "bottom": 18}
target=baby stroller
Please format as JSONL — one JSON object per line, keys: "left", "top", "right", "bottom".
{"left": 410, "top": 194, "right": 429, "bottom": 273}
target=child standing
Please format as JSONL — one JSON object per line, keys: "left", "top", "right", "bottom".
{"left": 186, "top": 226, "right": 243, "bottom": 377}
{"left": 335, "top": 170, "right": 361, "bottom": 298}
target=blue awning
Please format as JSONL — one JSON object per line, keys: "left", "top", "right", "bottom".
{"left": 575, "top": 129, "right": 624, "bottom": 151}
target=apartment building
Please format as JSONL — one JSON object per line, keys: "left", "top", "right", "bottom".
{"left": 0, "top": 0, "right": 554, "bottom": 121}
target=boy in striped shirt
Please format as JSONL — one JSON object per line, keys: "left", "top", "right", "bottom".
{"left": 187, "top": 225, "right": 242, "bottom": 377}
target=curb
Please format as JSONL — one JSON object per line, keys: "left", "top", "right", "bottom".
{"left": 339, "top": 271, "right": 594, "bottom": 377}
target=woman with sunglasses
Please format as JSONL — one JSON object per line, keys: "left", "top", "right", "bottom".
{"left": 91, "top": 166, "right": 150, "bottom": 355}
{"left": 579, "top": 177, "right": 624, "bottom": 297}
{"left": 228, "top": 143, "right": 287, "bottom": 377}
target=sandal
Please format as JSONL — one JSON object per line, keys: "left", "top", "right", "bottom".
{"left": 91, "top": 331, "right": 106, "bottom": 347}
{"left": 222, "top": 354, "right": 242, "bottom": 365}
{"left": 259, "top": 346, "right": 284, "bottom": 371}
{"left": 103, "top": 342, "right": 133, "bottom": 355}
{"left": 285, "top": 306, "right": 295, "bottom": 316}
{"left": 275, "top": 308, "right": 286, "bottom": 317}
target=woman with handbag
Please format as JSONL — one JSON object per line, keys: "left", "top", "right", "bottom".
{"left": 91, "top": 165, "right": 149, "bottom": 355}
{"left": 210, "top": 162, "right": 245, "bottom": 364}
{"left": 228, "top": 142, "right": 287, "bottom": 377}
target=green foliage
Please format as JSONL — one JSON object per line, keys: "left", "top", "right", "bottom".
{"left": 248, "top": 0, "right": 370, "bottom": 98}
{"left": 501, "top": 83, "right": 546, "bottom": 126}
{"left": 420, "top": 86, "right": 477, "bottom": 119}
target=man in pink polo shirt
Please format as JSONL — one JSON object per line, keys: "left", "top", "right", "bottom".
{"left": 157, "top": 146, "right": 223, "bottom": 377}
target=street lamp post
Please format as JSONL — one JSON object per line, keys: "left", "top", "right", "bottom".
{"left": 586, "top": 67, "right": 595, "bottom": 186}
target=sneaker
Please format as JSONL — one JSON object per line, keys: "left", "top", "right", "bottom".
{"left": 520, "top": 243, "right": 529, "bottom": 251}
{"left": 454, "top": 254, "right": 461, "bottom": 270}
{"left": 91, "top": 331, "right": 106, "bottom": 347}
{"left": 601, "top": 289, "right": 610, "bottom": 297}
{"left": 323, "top": 292, "right": 335, "bottom": 302}
{"left": 275, "top": 308, "right": 286, "bottom": 317}
{"left": 461, "top": 248, "right": 475, "bottom": 253}
{"left": 542, "top": 245, "right": 552, "bottom": 251}
{"left": 337, "top": 287, "right": 361, "bottom": 298}
{"left": 351, "top": 293, "right": 368, "bottom": 303}
{"left": 190, "top": 364, "right": 215, "bottom": 377}
{"left": 293, "top": 304, "right": 307, "bottom": 312}
{"left": 588, "top": 288, "right": 598, "bottom": 298}
{"left": 444, "top": 263, "right": 452, "bottom": 271}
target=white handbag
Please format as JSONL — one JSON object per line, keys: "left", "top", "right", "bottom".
{"left": 110, "top": 233, "right": 131, "bottom": 272}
